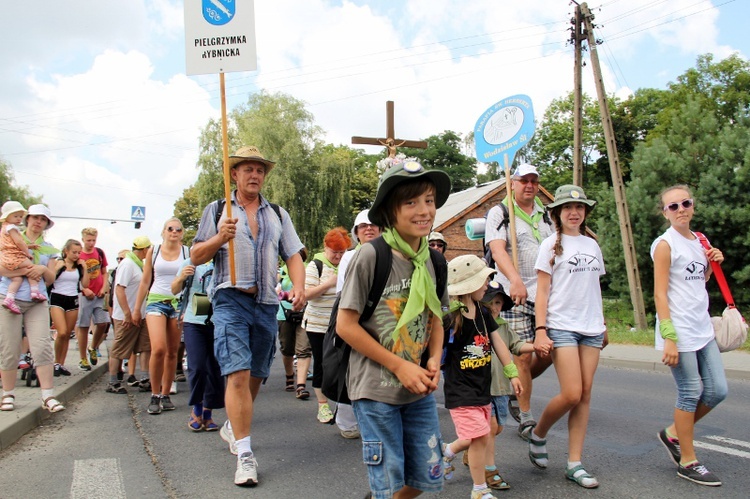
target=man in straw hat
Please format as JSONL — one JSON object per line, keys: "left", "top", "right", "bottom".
{"left": 485, "top": 163, "right": 554, "bottom": 441}
{"left": 192, "top": 145, "right": 306, "bottom": 487}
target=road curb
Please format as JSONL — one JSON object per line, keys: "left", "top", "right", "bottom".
{"left": 0, "top": 361, "right": 107, "bottom": 451}
{"left": 600, "top": 357, "right": 750, "bottom": 381}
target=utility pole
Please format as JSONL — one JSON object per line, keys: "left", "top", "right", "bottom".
{"left": 571, "top": 2, "right": 584, "bottom": 187}
{"left": 581, "top": 2, "right": 648, "bottom": 330}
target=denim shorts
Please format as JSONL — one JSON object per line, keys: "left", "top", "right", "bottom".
{"left": 491, "top": 395, "right": 510, "bottom": 427}
{"left": 211, "top": 288, "right": 277, "bottom": 378}
{"left": 548, "top": 328, "right": 604, "bottom": 348}
{"left": 145, "top": 301, "right": 179, "bottom": 319}
{"left": 670, "top": 339, "right": 728, "bottom": 412}
{"left": 352, "top": 395, "right": 444, "bottom": 498}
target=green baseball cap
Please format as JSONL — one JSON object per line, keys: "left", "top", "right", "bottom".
{"left": 547, "top": 184, "right": 596, "bottom": 210}
{"left": 369, "top": 159, "right": 451, "bottom": 227}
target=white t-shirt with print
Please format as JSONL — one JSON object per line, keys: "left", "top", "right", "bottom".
{"left": 534, "top": 233, "right": 606, "bottom": 335}
{"left": 650, "top": 227, "right": 713, "bottom": 352}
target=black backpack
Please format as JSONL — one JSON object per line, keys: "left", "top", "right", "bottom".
{"left": 321, "top": 236, "right": 448, "bottom": 405}
{"left": 483, "top": 203, "right": 552, "bottom": 268}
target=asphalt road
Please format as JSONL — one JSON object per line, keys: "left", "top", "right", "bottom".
{"left": 1, "top": 356, "right": 749, "bottom": 498}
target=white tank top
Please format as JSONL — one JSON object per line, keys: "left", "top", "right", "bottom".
{"left": 150, "top": 246, "right": 187, "bottom": 296}
{"left": 52, "top": 267, "right": 80, "bottom": 297}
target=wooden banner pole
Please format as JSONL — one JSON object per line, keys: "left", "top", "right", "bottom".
{"left": 504, "top": 153, "right": 519, "bottom": 270}
{"left": 219, "top": 72, "right": 236, "bottom": 285}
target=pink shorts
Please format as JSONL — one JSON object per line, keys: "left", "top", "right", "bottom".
{"left": 449, "top": 404, "right": 491, "bottom": 440}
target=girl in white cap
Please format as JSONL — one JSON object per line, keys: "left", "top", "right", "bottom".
{"left": 528, "top": 185, "right": 606, "bottom": 489}
{"left": 441, "top": 254, "right": 521, "bottom": 499}
{"left": 0, "top": 201, "right": 45, "bottom": 313}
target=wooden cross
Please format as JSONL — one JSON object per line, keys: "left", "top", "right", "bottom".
{"left": 352, "top": 101, "right": 428, "bottom": 157}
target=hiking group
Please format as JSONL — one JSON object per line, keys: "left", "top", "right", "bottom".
{"left": 0, "top": 144, "right": 731, "bottom": 497}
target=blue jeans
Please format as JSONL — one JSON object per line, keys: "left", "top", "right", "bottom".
{"left": 353, "top": 395, "right": 443, "bottom": 499}
{"left": 670, "top": 339, "right": 728, "bottom": 412}
{"left": 211, "top": 288, "right": 277, "bottom": 378}
{"left": 183, "top": 322, "right": 224, "bottom": 409}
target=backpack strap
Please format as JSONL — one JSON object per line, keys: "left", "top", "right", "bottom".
{"left": 150, "top": 244, "right": 162, "bottom": 289}
{"left": 428, "top": 247, "right": 448, "bottom": 299}
{"left": 313, "top": 258, "right": 323, "bottom": 278}
{"left": 363, "top": 236, "right": 393, "bottom": 322}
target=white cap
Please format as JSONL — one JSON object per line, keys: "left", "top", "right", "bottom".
{"left": 351, "top": 210, "right": 372, "bottom": 243}
{"left": 513, "top": 163, "right": 539, "bottom": 178}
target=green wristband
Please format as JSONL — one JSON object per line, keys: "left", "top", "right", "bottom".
{"left": 659, "top": 318, "right": 678, "bottom": 342}
{"left": 503, "top": 362, "right": 519, "bottom": 379}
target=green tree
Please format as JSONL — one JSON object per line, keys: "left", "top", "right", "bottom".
{"left": 173, "top": 185, "right": 201, "bottom": 246}
{"left": 401, "top": 130, "right": 476, "bottom": 192}
{"left": 0, "top": 160, "right": 42, "bottom": 206}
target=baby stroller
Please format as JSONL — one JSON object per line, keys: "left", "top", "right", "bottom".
{"left": 20, "top": 353, "right": 39, "bottom": 387}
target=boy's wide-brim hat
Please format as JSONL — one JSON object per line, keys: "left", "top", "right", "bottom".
{"left": 547, "top": 184, "right": 596, "bottom": 210}
{"left": 448, "top": 254, "right": 496, "bottom": 296}
{"left": 480, "top": 280, "right": 514, "bottom": 312}
{"left": 369, "top": 160, "right": 451, "bottom": 227}
{"left": 24, "top": 204, "right": 54, "bottom": 229}
{"left": 0, "top": 201, "right": 27, "bottom": 223}
{"left": 228, "top": 146, "right": 276, "bottom": 173}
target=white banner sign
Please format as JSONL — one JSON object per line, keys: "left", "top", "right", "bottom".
{"left": 184, "top": 0, "right": 257, "bottom": 76}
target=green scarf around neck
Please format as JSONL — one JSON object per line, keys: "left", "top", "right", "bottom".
{"left": 502, "top": 196, "right": 546, "bottom": 243}
{"left": 382, "top": 228, "right": 443, "bottom": 342}
{"left": 21, "top": 231, "right": 58, "bottom": 264}
{"left": 313, "top": 252, "right": 337, "bottom": 271}
{"left": 126, "top": 251, "right": 144, "bottom": 270}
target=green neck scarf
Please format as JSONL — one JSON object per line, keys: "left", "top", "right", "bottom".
{"left": 314, "top": 252, "right": 338, "bottom": 271}
{"left": 382, "top": 228, "right": 443, "bottom": 341}
{"left": 126, "top": 251, "right": 144, "bottom": 270}
{"left": 502, "top": 196, "right": 546, "bottom": 243}
{"left": 21, "top": 231, "right": 58, "bottom": 264}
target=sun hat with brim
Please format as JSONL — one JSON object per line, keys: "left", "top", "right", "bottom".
{"left": 428, "top": 231, "right": 446, "bottom": 245}
{"left": 480, "top": 280, "right": 513, "bottom": 312}
{"left": 369, "top": 159, "right": 451, "bottom": 227}
{"left": 24, "top": 204, "right": 54, "bottom": 229}
{"left": 132, "top": 236, "right": 152, "bottom": 250}
{"left": 228, "top": 146, "right": 276, "bottom": 173}
{"left": 0, "top": 201, "right": 27, "bottom": 223}
{"left": 351, "top": 209, "right": 374, "bottom": 243}
{"left": 546, "top": 184, "right": 596, "bottom": 210}
{"left": 448, "top": 254, "right": 497, "bottom": 296}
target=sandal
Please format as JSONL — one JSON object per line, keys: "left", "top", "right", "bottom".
{"left": 42, "top": 396, "right": 65, "bottom": 413}
{"left": 1, "top": 394, "right": 15, "bottom": 411}
{"left": 528, "top": 437, "right": 548, "bottom": 469}
{"left": 285, "top": 374, "right": 295, "bottom": 392}
{"left": 188, "top": 411, "right": 203, "bottom": 432}
{"left": 508, "top": 395, "right": 521, "bottom": 423}
{"left": 296, "top": 384, "right": 310, "bottom": 400}
{"left": 565, "top": 464, "right": 599, "bottom": 488}
{"left": 203, "top": 419, "right": 219, "bottom": 431}
{"left": 518, "top": 419, "right": 537, "bottom": 441}
{"left": 486, "top": 469, "right": 511, "bottom": 490}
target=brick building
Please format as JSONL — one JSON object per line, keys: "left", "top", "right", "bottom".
{"left": 432, "top": 179, "right": 555, "bottom": 261}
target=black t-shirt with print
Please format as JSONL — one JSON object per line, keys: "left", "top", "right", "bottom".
{"left": 443, "top": 304, "right": 499, "bottom": 409}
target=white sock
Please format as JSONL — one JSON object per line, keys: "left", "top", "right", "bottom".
{"left": 6, "top": 291, "right": 15, "bottom": 299}
{"left": 443, "top": 442, "right": 455, "bottom": 459}
{"left": 41, "top": 388, "right": 55, "bottom": 401}
{"left": 2, "top": 390, "right": 15, "bottom": 398}
{"left": 568, "top": 460, "right": 582, "bottom": 469}
{"left": 236, "top": 436, "right": 252, "bottom": 457}
{"left": 529, "top": 430, "right": 548, "bottom": 467}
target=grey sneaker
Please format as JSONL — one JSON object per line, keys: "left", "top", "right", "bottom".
{"left": 160, "top": 395, "right": 175, "bottom": 411}
{"left": 658, "top": 429, "right": 681, "bottom": 466}
{"left": 677, "top": 461, "right": 721, "bottom": 486}
{"left": 234, "top": 452, "right": 258, "bottom": 486}
{"left": 221, "top": 420, "right": 238, "bottom": 455}
{"left": 147, "top": 395, "right": 162, "bottom": 415}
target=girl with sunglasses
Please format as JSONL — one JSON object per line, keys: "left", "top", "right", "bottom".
{"left": 651, "top": 185, "right": 727, "bottom": 487}
{"left": 134, "top": 217, "right": 190, "bottom": 415}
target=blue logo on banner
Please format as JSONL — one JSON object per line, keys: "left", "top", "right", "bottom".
{"left": 474, "top": 94, "right": 535, "bottom": 165}
{"left": 203, "top": 0, "right": 235, "bottom": 26}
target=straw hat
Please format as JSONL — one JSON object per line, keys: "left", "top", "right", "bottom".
{"left": 228, "top": 146, "right": 276, "bottom": 173}
{"left": 448, "top": 254, "right": 496, "bottom": 296}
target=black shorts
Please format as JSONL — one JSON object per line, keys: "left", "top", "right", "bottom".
{"left": 50, "top": 292, "right": 79, "bottom": 312}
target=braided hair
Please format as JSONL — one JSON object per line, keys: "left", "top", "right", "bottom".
{"left": 548, "top": 205, "right": 589, "bottom": 267}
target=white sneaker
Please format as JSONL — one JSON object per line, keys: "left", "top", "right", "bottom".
{"left": 234, "top": 452, "right": 258, "bottom": 486}
{"left": 220, "top": 420, "right": 238, "bottom": 455}
{"left": 170, "top": 382, "right": 177, "bottom": 394}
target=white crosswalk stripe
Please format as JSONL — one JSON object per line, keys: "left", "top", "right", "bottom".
{"left": 70, "top": 458, "right": 126, "bottom": 499}
{"left": 695, "top": 436, "right": 750, "bottom": 459}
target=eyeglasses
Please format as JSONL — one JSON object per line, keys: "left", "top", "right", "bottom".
{"left": 357, "top": 223, "right": 376, "bottom": 231}
{"left": 116, "top": 258, "right": 123, "bottom": 262}
{"left": 514, "top": 178, "right": 539, "bottom": 185}
{"left": 429, "top": 242, "right": 445, "bottom": 249}
{"left": 663, "top": 199, "right": 694, "bottom": 212}
{"left": 167, "top": 226, "right": 183, "bottom": 232}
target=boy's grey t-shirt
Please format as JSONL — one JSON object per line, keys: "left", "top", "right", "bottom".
{"left": 339, "top": 243, "right": 449, "bottom": 405}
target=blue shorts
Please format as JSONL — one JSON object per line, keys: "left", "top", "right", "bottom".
{"left": 211, "top": 288, "right": 277, "bottom": 378}
{"left": 353, "top": 395, "right": 444, "bottom": 498}
{"left": 145, "top": 301, "right": 179, "bottom": 319}
{"left": 490, "top": 395, "right": 509, "bottom": 427}
{"left": 548, "top": 328, "right": 604, "bottom": 349}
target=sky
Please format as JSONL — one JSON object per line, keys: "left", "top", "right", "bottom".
{"left": 0, "top": 0, "right": 747, "bottom": 260}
